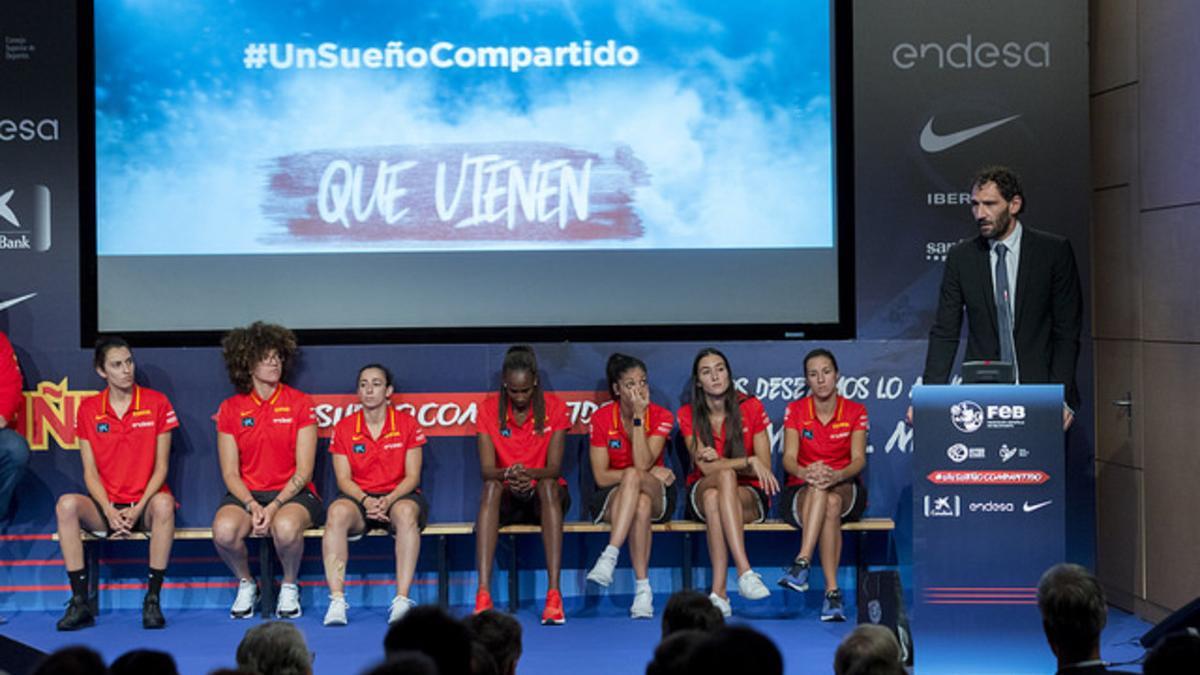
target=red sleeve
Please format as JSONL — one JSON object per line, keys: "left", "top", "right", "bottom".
{"left": 404, "top": 413, "right": 427, "bottom": 447}
{"left": 0, "top": 333, "right": 22, "bottom": 424}
{"left": 782, "top": 400, "right": 803, "bottom": 431}
{"left": 744, "top": 397, "right": 769, "bottom": 434}
{"left": 474, "top": 396, "right": 497, "bottom": 437}
{"left": 156, "top": 393, "right": 179, "bottom": 433}
{"left": 649, "top": 404, "right": 674, "bottom": 438}
{"left": 216, "top": 398, "right": 238, "bottom": 434}
{"left": 296, "top": 392, "right": 317, "bottom": 429}
{"left": 75, "top": 395, "right": 98, "bottom": 445}
{"left": 588, "top": 405, "right": 609, "bottom": 447}
{"left": 329, "top": 417, "right": 351, "bottom": 456}
{"left": 853, "top": 402, "right": 869, "bottom": 432}
{"left": 676, "top": 404, "right": 693, "bottom": 438}
{"left": 546, "top": 395, "right": 571, "bottom": 432}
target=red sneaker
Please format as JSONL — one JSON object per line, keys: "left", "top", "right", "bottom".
{"left": 474, "top": 589, "right": 493, "bottom": 614}
{"left": 541, "top": 589, "right": 565, "bottom": 625}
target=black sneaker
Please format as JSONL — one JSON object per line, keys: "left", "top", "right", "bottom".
{"left": 143, "top": 594, "right": 166, "bottom": 629}
{"left": 56, "top": 596, "right": 95, "bottom": 631}
{"left": 778, "top": 557, "right": 810, "bottom": 593}
{"left": 821, "top": 588, "right": 846, "bottom": 622}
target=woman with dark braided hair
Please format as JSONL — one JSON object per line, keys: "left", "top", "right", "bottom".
{"left": 583, "top": 353, "right": 677, "bottom": 619}
{"left": 211, "top": 322, "right": 321, "bottom": 620}
{"left": 678, "top": 348, "right": 778, "bottom": 617}
{"left": 472, "top": 345, "right": 571, "bottom": 624}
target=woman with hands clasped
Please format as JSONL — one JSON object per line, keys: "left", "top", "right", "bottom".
{"left": 678, "top": 348, "right": 779, "bottom": 617}
{"left": 778, "top": 348, "right": 868, "bottom": 622}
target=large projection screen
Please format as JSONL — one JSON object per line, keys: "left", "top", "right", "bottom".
{"left": 87, "top": 1, "right": 847, "bottom": 341}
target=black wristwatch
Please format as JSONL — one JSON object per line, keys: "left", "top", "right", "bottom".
{"left": 632, "top": 417, "right": 643, "bottom": 427}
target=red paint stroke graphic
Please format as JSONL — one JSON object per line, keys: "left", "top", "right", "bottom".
{"left": 264, "top": 142, "right": 648, "bottom": 243}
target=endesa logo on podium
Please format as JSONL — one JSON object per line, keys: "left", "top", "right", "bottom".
{"left": 950, "top": 400, "right": 1026, "bottom": 432}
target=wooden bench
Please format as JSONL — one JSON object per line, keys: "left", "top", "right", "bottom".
{"left": 57, "top": 518, "right": 895, "bottom": 616}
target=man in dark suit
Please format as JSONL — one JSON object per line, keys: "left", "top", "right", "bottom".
{"left": 913, "top": 166, "right": 1083, "bottom": 430}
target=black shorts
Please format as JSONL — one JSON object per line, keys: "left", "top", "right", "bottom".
{"left": 685, "top": 480, "right": 768, "bottom": 524}
{"left": 86, "top": 497, "right": 160, "bottom": 536}
{"left": 589, "top": 479, "right": 677, "bottom": 524}
{"left": 335, "top": 491, "right": 429, "bottom": 539}
{"left": 219, "top": 489, "right": 324, "bottom": 527}
{"left": 780, "top": 478, "right": 867, "bottom": 529}
{"left": 498, "top": 481, "right": 571, "bottom": 526}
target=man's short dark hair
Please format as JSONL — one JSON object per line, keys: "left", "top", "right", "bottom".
{"left": 33, "top": 646, "right": 108, "bottom": 675}
{"left": 384, "top": 605, "right": 473, "bottom": 675}
{"left": 661, "top": 590, "right": 724, "bottom": 638}
{"left": 464, "top": 609, "right": 523, "bottom": 675}
{"left": 362, "top": 651, "right": 439, "bottom": 675}
{"left": 685, "top": 626, "right": 783, "bottom": 675}
{"left": 1037, "top": 563, "right": 1107, "bottom": 664}
{"left": 111, "top": 649, "right": 178, "bottom": 675}
{"left": 646, "top": 630, "right": 710, "bottom": 675}
{"left": 972, "top": 165, "right": 1025, "bottom": 213}
{"left": 236, "top": 621, "right": 312, "bottom": 675}
{"left": 833, "top": 625, "right": 904, "bottom": 675}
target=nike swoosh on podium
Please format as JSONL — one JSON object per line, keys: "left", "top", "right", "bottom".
{"left": 1022, "top": 499, "right": 1052, "bottom": 513}
{"left": 919, "top": 114, "right": 1021, "bottom": 153}
{"left": 0, "top": 293, "right": 37, "bottom": 313}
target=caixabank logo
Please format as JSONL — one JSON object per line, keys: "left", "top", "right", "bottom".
{"left": 0, "top": 185, "right": 51, "bottom": 252}
{"left": 15, "top": 379, "right": 99, "bottom": 450}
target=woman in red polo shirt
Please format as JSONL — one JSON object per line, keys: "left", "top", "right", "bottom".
{"left": 679, "top": 347, "right": 778, "bottom": 617}
{"left": 584, "top": 353, "right": 677, "bottom": 619}
{"left": 55, "top": 336, "right": 178, "bottom": 631}
{"left": 778, "top": 348, "right": 868, "bottom": 623}
{"left": 473, "top": 345, "right": 571, "bottom": 625}
{"left": 211, "top": 322, "right": 321, "bottom": 620}
{"left": 321, "top": 363, "right": 427, "bottom": 627}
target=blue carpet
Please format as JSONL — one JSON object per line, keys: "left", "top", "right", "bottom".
{"left": 0, "top": 597, "right": 1153, "bottom": 674}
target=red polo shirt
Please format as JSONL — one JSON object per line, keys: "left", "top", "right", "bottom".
{"left": 0, "top": 332, "right": 21, "bottom": 426}
{"left": 678, "top": 395, "right": 770, "bottom": 487}
{"left": 75, "top": 386, "right": 178, "bottom": 503}
{"left": 588, "top": 400, "right": 673, "bottom": 471}
{"left": 474, "top": 392, "right": 570, "bottom": 470}
{"left": 782, "top": 396, "right": 868, "bottom": 487}
{"left": 216, "top": 384, "right": 317, "bottom": 492}
{"left": 330, "top": 406, "right": 426, "bottom": 494}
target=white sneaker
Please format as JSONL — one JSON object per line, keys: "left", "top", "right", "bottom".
{"left": 586, "top": 550, "right": 618, "bottom": 587}
{"left": 230, "top": 578, "right": 259, "bottom": 619}
{"left": 630, "top": 586, "right": 654, "bottom": 619}
{"left": 388, "top": 595, "right": 416, "bottom": 625}
{"left": 323, "top": 596, "right": 348, "bottom": 626}
{"left": 275, "top": 582, "right": 302, "bottom": 618}
{"left": 708, "top": 592, "right": 732, "bottom": 618}
{"left": 737, "top": 570, "right": 771, "bottom": 600}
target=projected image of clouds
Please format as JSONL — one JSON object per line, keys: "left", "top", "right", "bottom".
{"left": 95, "top": 0, "right": 832, "bottom": 255}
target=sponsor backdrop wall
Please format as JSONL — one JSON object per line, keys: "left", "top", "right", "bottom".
{"left": 0, "top": 0, "right": 1091, "bottom": 616}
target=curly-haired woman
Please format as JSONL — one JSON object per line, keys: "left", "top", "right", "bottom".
{"left": 211, "top": 322, "right": 321, "bottom": 620}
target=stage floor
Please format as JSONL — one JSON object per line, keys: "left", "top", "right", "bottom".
{"left": 0, "top": 595, "right": 1152, "bottom": 675}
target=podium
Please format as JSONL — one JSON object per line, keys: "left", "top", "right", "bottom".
{"left": 911, "top": 384, "right": 1065, "bottom": 674}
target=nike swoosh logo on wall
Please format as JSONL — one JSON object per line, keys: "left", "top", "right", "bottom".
{"left": 919, "top": 114, "right": 1021, "bottom": 153}
{"left": 1022, "top": 499, "right": 1052, "bottom": 513}
{"left": 0, "top": 293, "right": 37, "bottom": 312}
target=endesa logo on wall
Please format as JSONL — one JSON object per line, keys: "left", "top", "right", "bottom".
{"left": 927, "top": 470, "right": 1049, "bottom": 485}
{"left": 16, "top": 379, "right": 99, "bottom": 450}
{"left": 891, "top": 35, "right": 1051, "bottom": 71}
{"left": 310, "top": 390, "right": 608, "bottom": 437}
